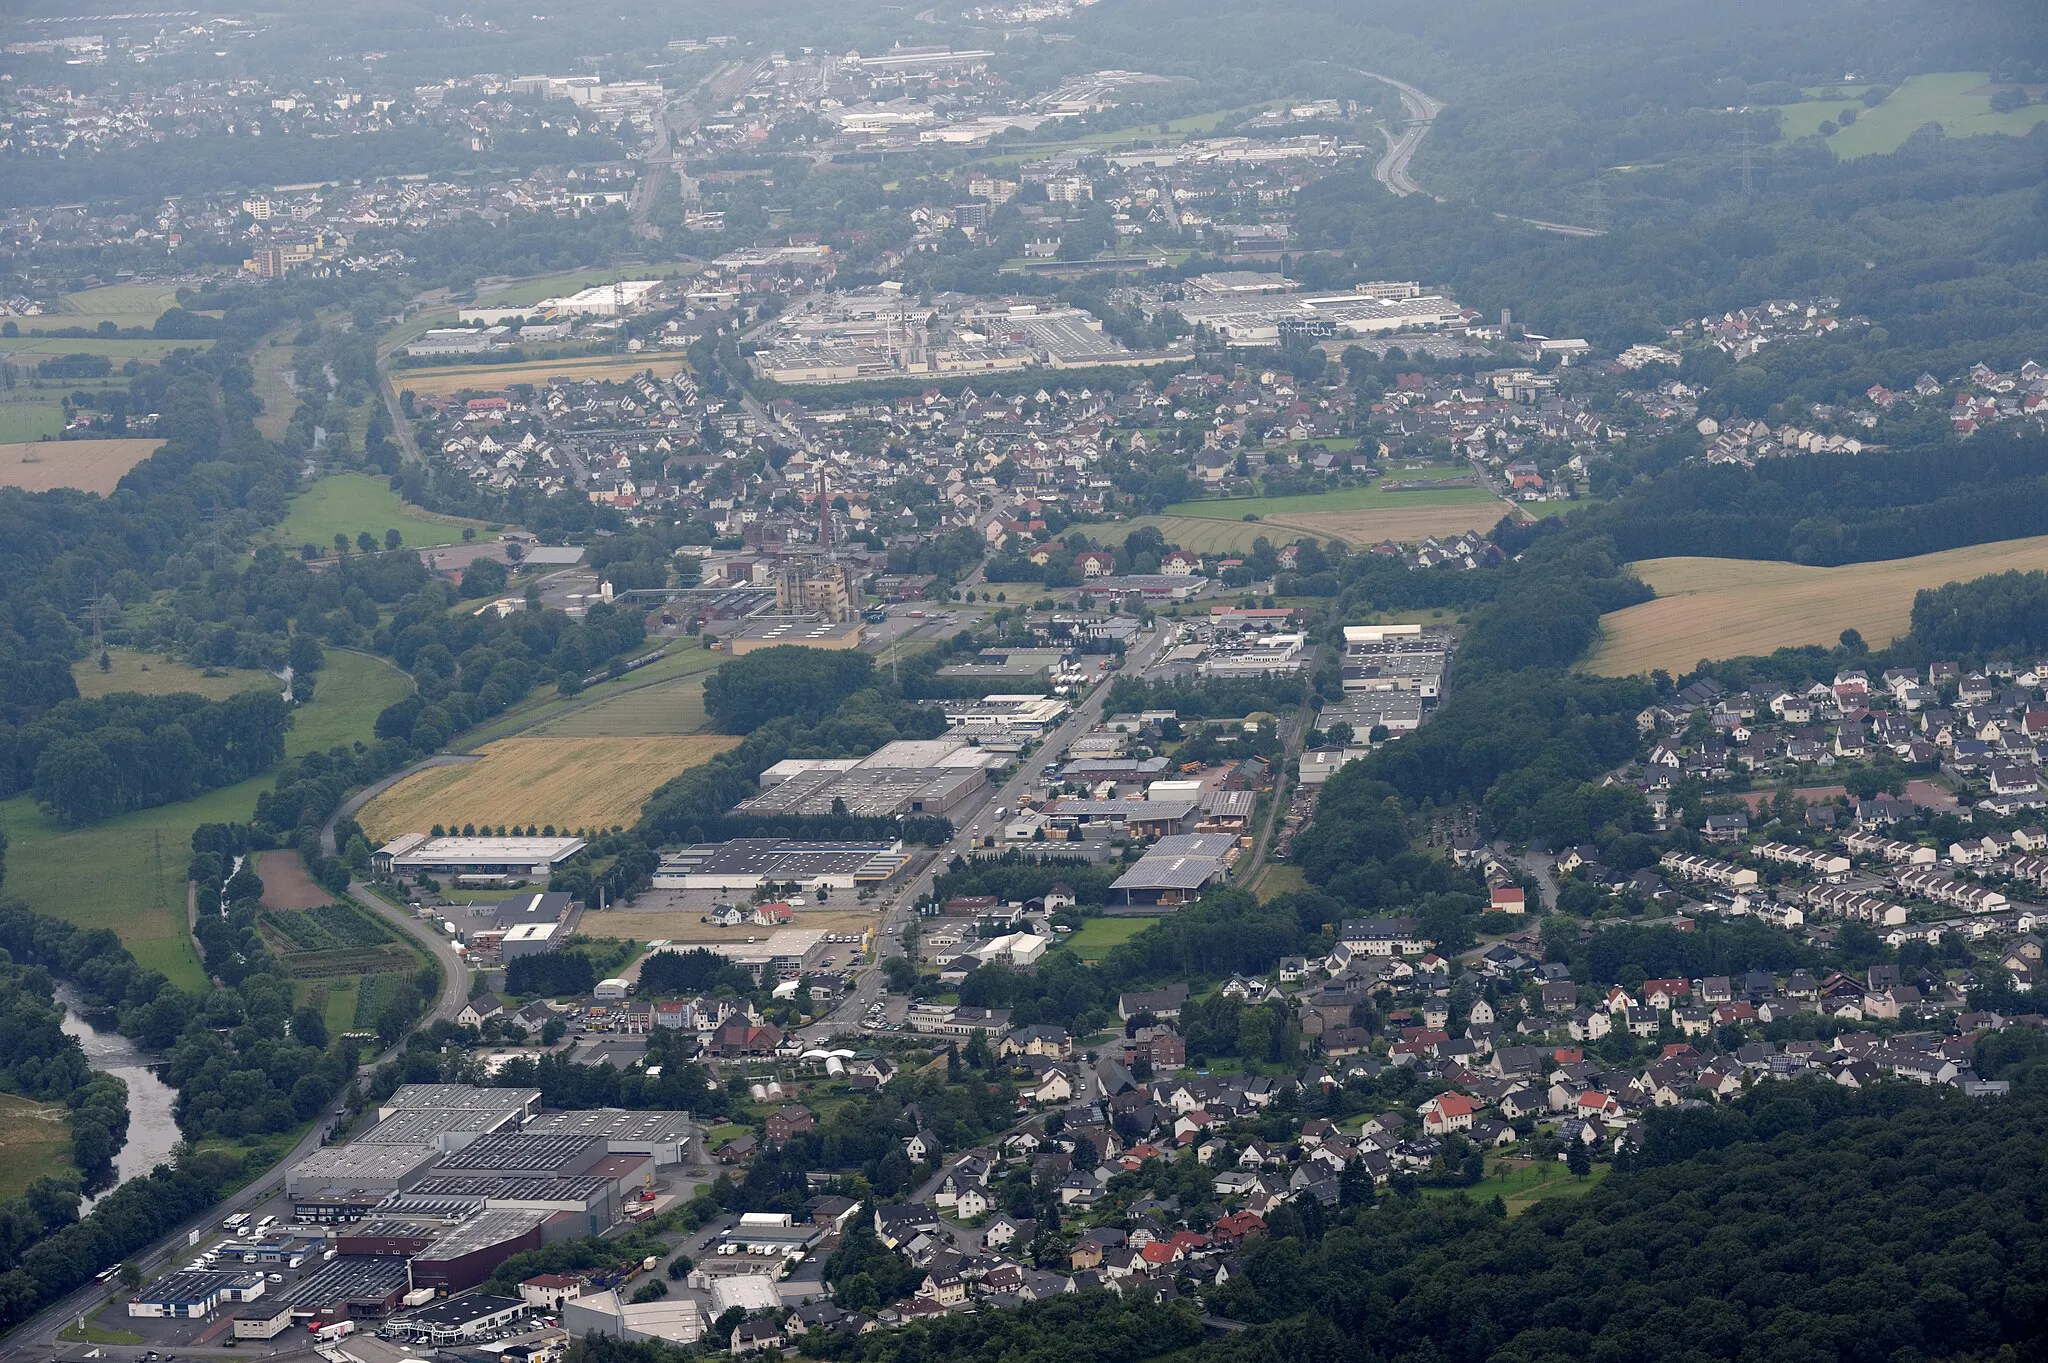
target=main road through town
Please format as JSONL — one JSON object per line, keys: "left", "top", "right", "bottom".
{"left": 798, "top": 620, "right": 1174, "bottom": 1044}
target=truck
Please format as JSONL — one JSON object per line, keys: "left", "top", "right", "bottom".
{"left": 313, "top": 1320, "right": 356, "bottom": 1341}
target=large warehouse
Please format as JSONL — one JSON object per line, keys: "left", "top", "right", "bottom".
{"left": 373, "top": 834, "right": 587, "bottom": 881}
{"left": 652, "top": 838, "right": 914, "bottom": 892}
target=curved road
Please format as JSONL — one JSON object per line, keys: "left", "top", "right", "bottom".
{"left": 1337, "top": 67, "right": 1443, "bottom": 199}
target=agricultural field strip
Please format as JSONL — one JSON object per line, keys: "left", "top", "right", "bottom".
{"left": 1588, "top": 534, "right": 2048, "bottom": 676}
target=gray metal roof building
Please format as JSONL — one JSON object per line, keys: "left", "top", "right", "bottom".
{"left": 378, "top": 1084, "right": 540, "bottom": 1125}
{"left": 520, "top": 1108, "right": 695, "bottom": 1164}
{"left": 286, "top": 1142, "right": 440, "bottom": 1198}
{"left": 278, "top": 1256, "right": 413, "bottom": 1317}
{"left": 432, "top": 1133, "right": 608, "bottom": 1178}
{"left": 1110, "top": 833, "right": 1238, "bottom": 907}
{"left": 653, "top": 838, "right": 913, "bottom": 891}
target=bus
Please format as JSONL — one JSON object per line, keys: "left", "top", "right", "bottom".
{"left": 222, "top": 1213, "right": 250, "bottom": 1231}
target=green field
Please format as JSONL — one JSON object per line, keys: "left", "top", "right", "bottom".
{"left": 0, "top": 778, "right": 259, "bottom": 989}
{"left": 476, "top": 265, "right": 689, "bottom": 309}
{"left": 272, "top": 473, "right": 491, "bottom": 553}
{"left": 73, "top": 647, "right": 276, "bottom": 702}
{"left": 0, "top": 1093, "right": 75, "bottom": 1200}
{"left": 0, "top": 398, "right": 66, "bottom": 443}
{"left": 1064, "top": 916, "right": 1157, "bottom": 961}
{"left": 289, "top": 650, "right": 412, "bottom": 756}
{"left": 0, "top": 337, "right": 201, "bottom": 363}
{"left": 0, "top": 650, "right": 406, "bottom": 988}
{"left": 1770, "top": 73, "right": 2048, "bottom": 157}
{"left": 1162, "top": 483, "right": 1498, "bottom": 519}
{"left": 1424, "top": 1158, "right": 1609, "bottom": 1215}
{"left": 1252, "top": 864, "right": 1307, "bottom": 901}
{"left": 470, "top": 647, "right": 723, "bottom": 745}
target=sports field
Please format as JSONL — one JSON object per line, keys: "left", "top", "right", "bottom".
{"left": 393, "top": 355, "right": 686, "bottom": 398}
{"left": 1769, "top": 73, "right": 2048, "bottom": 157}
{"left": 272, "top": 473, "right": 491, "bottom": 552}
{"left": 1064, "top": 916, "right": 1156, "bottom": 962}
{"left": 358, "top": 735, "right": 740, "bottom": 840}
{"left": 73, "top": 648, "right": 276, "bottom": 702}
{"left": 0, "top": 439, "right": 160, "bottom": 495}
{"left": 1587, "top": 534, "right": 2048, "bottom": 677}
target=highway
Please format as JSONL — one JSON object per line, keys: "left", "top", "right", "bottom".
{"left": 0, "top": 892, "right": 466, "bottom": 1362}
{"left": 1341, "top": 67, "right": 1444, "bottom": 199}
{"left": 799, "top": 622, "right": 1173, "bottom": 1044}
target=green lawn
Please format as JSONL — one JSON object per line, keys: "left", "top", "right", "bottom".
{"left": 470, "top": 646, "right": 723, "bottom": 745}
{"left": 73, "top": 647, "right": 275, "bottom": 702}
{"left": 60, "top": 1321, "right": 144, "bottom": 1345}
{"left": 1064, "top": 916, "right": 1157, "bottom": 961}
{"left": 0, "top": 337, "right": 202, "bottom": 362}
{"left": 272, "top": 473, "right": 491, "bottom": 553}
{"left": 1252, "top": 864, "right": 1307, "bottom": 902}
{"left": 290, "top": 650, "right": 412, "bottom": 756}
{"left": 1425, "top": 1158, "right": 1609, "bottom": 1214}
{"left": 0, "top": 648, "right": 404, "bottom": 988}
{"left": 1163, "top": 482, "right": 1499, "bottom": 519}
{"left": 476, "top": 265, "right": 688, "bottom": 309}
{"left": 0, "top": 397, "right": 67, "bottom": 443}
{"left": 1769, "top": 72, "right": 2048, "bottom": 157}
{"left": 0, "top": 1093, "right": 76, "bottom": 1199}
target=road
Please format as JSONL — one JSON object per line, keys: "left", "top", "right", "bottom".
{"left": 798, "top": 623, "right": 1173, "bottom": 1044}
{"left": 0, "top": 890, "right": 466, "bottom": 1362}
{"left": 1344, "top": 68, "right": 1443, "bottom": 199}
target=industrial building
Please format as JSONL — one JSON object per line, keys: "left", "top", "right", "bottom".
{"left": 388, "top": 1176, "right": 620, "bottom": 1235}
{"left": 564, "top": 1289, "right": 704, "bottom": 1345}
{"left": 381, "top": 1083, "right": 541, "bottom": 1124}
{"left": 229, "top": 1302, "right": 296, "bottom": 1339}
{"left": 461, "top": 891, "right": 580, "bottom": 960}
{"left": 279, "top": 1255, "right": 414, "bottom": 1319}
{"left": 432, "top": 1133, "right": 610, "bottom": 1180}
{"left": 520, "top": 1108, "right": 694, "bottom": 1165}
{"left": 938, "top": 648, "right": 1070, "bottom": 682}
{"left": 388, "top": 1292, "right": 532, "bottom": 1344}
{"left": 1109, "top": 832, "right": 1239, "bottom": 906}
{"left": 408, "top": 1209, "right": 553, "bottom": 1292}
{"left": 941, "top": 693, "right": 1070, "bottom": 740}
{"left": 652, "top": 838, "right": 914, "bottom": 892}
{"left": 1035, "top": 797, "right": 1199, "bottom": 839}
{"left": 734, "top": 762, "right": 986, "bottom": 819}
{"left": 127, "top": 1270, "right": 267, "bottom": 1318}
{"left": 372, "top": 834, "right": 588, "bottom": 882}
{"left": 286, "top": 1143, "right": 441, "bottom": 1200}
{"left": 727, "top": 615, "right": 865, "bottom": 654}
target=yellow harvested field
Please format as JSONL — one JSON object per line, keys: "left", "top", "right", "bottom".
{"left": 359, "top": 735, "right": 739, "bottom": 839}
{"left": 394, "top": 356, "right": 686, "bottom": 398}
{"left": 0, "top": 439, "right": 161, "bottom": 495}
{"left": 1588, "top": 535, "right": 2048, "bottom": 676}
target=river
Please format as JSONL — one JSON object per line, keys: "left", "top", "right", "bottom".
{"left": 54, "top": 985, "right": 181, "bottom": 1210}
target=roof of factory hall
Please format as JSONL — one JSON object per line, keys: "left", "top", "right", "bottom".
{"left": 291, "top": 1143, "right": 440, "bottom": 1182}
{"left": 434, "top": 1132, "right": 602, "bottom": 1172}
{"left": 520, "top": 1109, "right": 695, "bottom": 1142}
{"left": 410, "top": 1210, "right": 552, "bottom": 1263}
{"left": 279, "top": 1256, "right": 413, "bottom": 1309}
